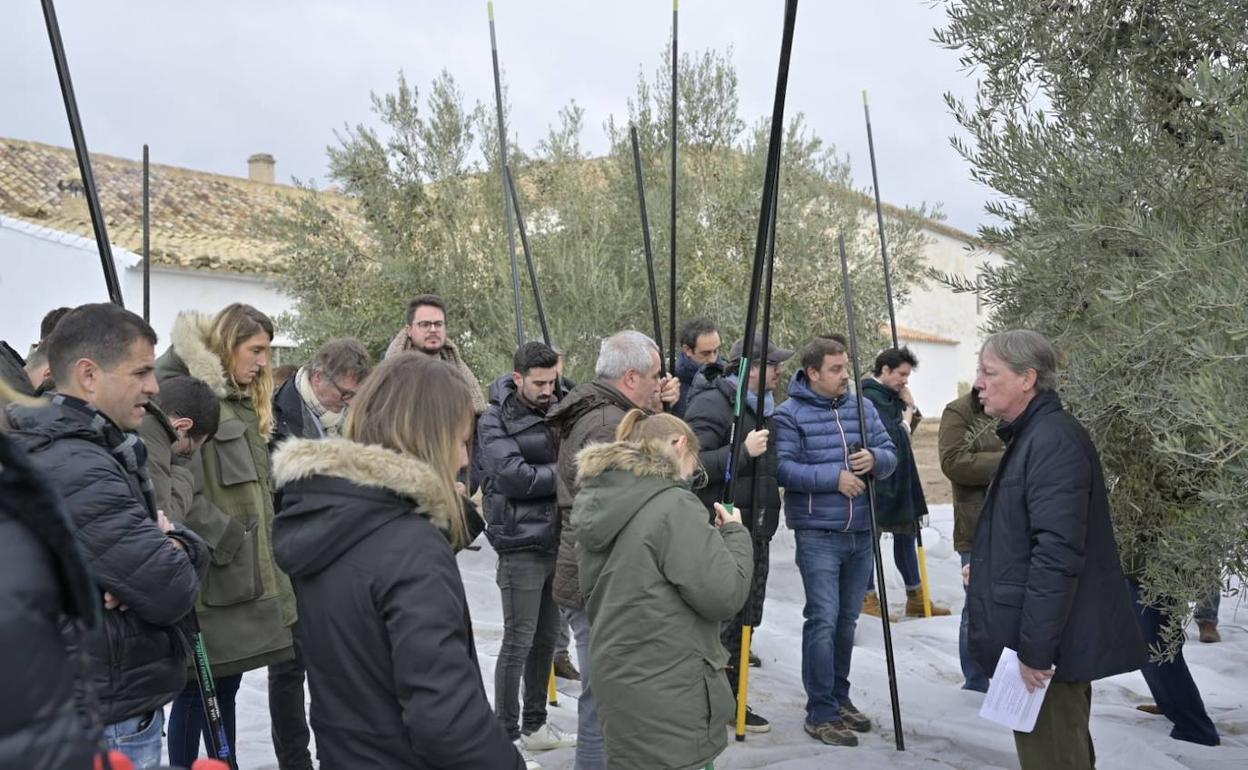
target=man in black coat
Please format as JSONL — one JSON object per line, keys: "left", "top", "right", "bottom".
{"left": 968, "top": 330, "right": 1145, "bottom": 770}
{"left": 671, "top": 317, "right": 724, "bottom": 418}
{"left": 684, "top": 334, "right": 793, "bottom": 733}
{"left": 479, "top": 342, "right": 574, "bottom": 755}
{"left": 4, "top": 304, "right": 208, "bottom": 769}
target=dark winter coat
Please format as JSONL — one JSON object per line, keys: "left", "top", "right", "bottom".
{"left": 0, "top": 432, "right": 100, "bottom": 770}
{"left": 547, "top": 380, "right": 642, "bottom": 610}
{"left": 155, "top": 312, "right": 295, "bottom": 677}
{"left": 968, "top": 390, "right": 1146, "bottom": 682}
{"left": 139, "top": 403, "right": 196, "bottom": 521}
{"left": 861, "top": 379, "right": 928, "bottom": 530}
{"left": 938, "top": 391, "right": 1004, "bottom": 553}
{"left": 671, "top": 351, "right": 720, "bottom": 419}
{"left": 272, "top": 437, "right": 524, "bottom": 770}
{"left": 683, "top": 362, "right": 781, "bottom": 538}
{"left": 4, "top": 398, "right": 208, "bottom": 725}
{"left": 574, "top": 440, "right": 752, "bottom": 770}
{"left": 479, "top": 375, "right": 560, "bottom": 554}
{"left": 774, "top": 371, "right": 898, "bottom": 532}
{"left": 0, "top": 341, "right": 34, "bottom": 400}
{"left": 272, "top": 374, "right": 323, "bottom": 447}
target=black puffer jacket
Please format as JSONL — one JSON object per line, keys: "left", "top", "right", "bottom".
{"left": 968, "top": 391, "right": 1146, "bottom": 683}
{"left": 479, "top": 375, "right": 560, "bottom": 554}
{"left": 272, "top": 438, "right": 523, "bottom": 770}
{"left": 5, "top": 399, "right": 208, "bottom": 724}
{"left": 683, "top": 363, "right": 781, "bottom": 538}
{"left": 272, "top": 374, "right": 321, "bottom": 448}
{"left": 0, "top": 432, "right": 100, "bottom": 770}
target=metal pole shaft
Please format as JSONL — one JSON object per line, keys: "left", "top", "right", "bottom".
{"left": 41, "top": 0, "right": 123, "bottom": 307}
{"left": 629, "top": 126, "right": 668, "bottom": 375}
{"left": 839, "top": 232, "right": 905, "bottom": 751}
{"left": 668, "top": 0, "right": 679, "bottom": 375}
{"left": 504, "top": 165, "right": 552, "bottom": 347}
{"left": 488, "top": 2, "right": 525, "bottom": 347}
{"left": 142, "top": 145, "right": 150, "bottom": 323}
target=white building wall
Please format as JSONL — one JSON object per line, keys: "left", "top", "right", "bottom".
{"left": 902, "top": 340, "right": 962, "bottom": 417}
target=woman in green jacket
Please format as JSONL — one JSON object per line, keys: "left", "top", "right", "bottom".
{"left": 574, "top": 409, "right": 753, "bottom": 770}
{"left": 155, "top": 303, "right": 295, "bottom": 765}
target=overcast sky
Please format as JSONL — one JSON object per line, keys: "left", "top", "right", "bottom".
{"left": 3, "top": 0, "right": 993, "bottom": 234}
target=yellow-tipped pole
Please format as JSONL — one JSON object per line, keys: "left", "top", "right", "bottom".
{"left": 548, "top": 665, "right": 558, "bottom": 706}
{"left": 918, "top": 544, "right": 933, "bottom": 617}
{"left": 487, "top": 0, "right": 494, "bottom": 21}
{"left": 733, "top": 625, "right": 753, "bottom": 741}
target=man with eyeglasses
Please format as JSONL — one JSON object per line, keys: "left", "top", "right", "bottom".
{"left": 386, "top": 293, "right": 488, "bottom": 413}
{"left": 268, "top": 336, "right": 372, "bottom": 770}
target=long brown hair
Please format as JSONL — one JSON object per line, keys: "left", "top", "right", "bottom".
{"left": 615, "top": 409, "right": 703, "bottom": 481}
{"left": 209, "top": 303, "right": 275, "bottom": 438}
{"left": 344, "top": 353, "right": 474, "bottom": 548}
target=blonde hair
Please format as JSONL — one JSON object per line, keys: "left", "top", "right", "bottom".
{"left": 209, "top": 303, "right": 275, "bottom": 438}
{"left": 344, "top": 353, "right": 474, "bottom": 549}
{"left": 615, "top": 409, "right": 703, "bottom": 479}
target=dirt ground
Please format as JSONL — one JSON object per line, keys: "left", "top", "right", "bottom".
{"left": 912, "top": 419, "right": 953, "bottom": 505}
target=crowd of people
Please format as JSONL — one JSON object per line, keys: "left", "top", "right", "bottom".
{"left": 0, "top": 296, "right": 1228, "bottom": 770}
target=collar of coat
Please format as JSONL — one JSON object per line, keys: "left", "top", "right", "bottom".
{"left": 271, "top": 437, "right": 452, "bottom": 531}
{"left": 168, "top": 311, "right": 231, "bottom": 398}
{"left": 575, "top": 440, "right": 684, "bottom": 487}
{"left": 997, "top": 389, "right": 1062, "bottom": 445}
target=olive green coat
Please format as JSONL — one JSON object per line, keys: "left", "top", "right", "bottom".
{"left": 938, "top": 391, "right": 1005, "bottom": 553}
{"left": 574, "top": 441, "right": 753, "bottom": 770}
{"left": 155, "top": 312, "right": 293, "bottom": 676}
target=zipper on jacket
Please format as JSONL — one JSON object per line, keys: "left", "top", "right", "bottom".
{"left": 833, "top": 408, "right": 852, "bottom": 531}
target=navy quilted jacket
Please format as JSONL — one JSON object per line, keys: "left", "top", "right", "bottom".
{"left": 774, "top": 370, "right": 897, "bottom": 532}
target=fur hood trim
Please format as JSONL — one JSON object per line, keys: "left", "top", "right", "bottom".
{"left": 576, "top": 440, "right": 684, "bottom": 486}
{"left": 272, "top": 437, "right": 451, "bottom": 530}
{"left": 169, "top": 312, "right": 230, "bottom": 398}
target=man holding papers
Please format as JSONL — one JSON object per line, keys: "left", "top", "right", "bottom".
{"left": 967, "top": 330, "right": 1145, "bottom": 770}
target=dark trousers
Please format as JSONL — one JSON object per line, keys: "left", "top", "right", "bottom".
{"left": 1127, "top": 579, "right": 1220, "bottom": 746}
{"left": 1014, "top": 681, "right": 1095, "bottom": 770}
{"left": 167, "top": 672, "right": 243, "bottom": 766}
{"left": 494, "top": 551, "right": 560, "bottom": 740}
{"left": 269, "top": 624, "right": 314, "bottom": 769}
{"left": 723, "top": 534, "right": 771, "bottom": 692}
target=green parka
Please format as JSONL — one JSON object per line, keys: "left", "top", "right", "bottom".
{"left": 155, "top": 312, "right": 294, "bottom": 677}
{"left": 573, "top": 441, "right": 752, "bottom": 770}
{"left": 938, "top": 390, "right": 1004, "bottom": 553}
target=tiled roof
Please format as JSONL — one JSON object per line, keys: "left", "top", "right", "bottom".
{"left": 886, "top": 324, "right": 960, "bottom": 345}
{"left": 0, "top": 137, "right": 363, "bottom": 274}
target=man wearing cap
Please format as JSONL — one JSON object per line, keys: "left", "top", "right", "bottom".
{"left": 684, "top": 333, "right": 794, "bottom": 734}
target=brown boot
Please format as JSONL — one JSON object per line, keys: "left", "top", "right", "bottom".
{"left": 553, "top": 650, "right": 581, "bottom": 680}
{"left": 861, "top": 592, "right": 897, "bottom": 621}
{"left": 1197, "top": 620, "right": 1221, "bottom": 644}
{"left": 905, "top": 588, "right": 951, "bottom": 617}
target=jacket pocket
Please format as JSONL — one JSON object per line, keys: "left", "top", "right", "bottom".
{"left": 992, "top": 580, "right": 1025, "bottom": 607}
{"left": 213, "top": 420, "right": 259, "bottom": 487}
{"left": 200, "top": 517, "right": 262, "bottom": 607}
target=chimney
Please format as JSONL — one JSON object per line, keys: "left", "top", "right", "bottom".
{"left": 247, "top": 153, "right": 276, "bottom": 184}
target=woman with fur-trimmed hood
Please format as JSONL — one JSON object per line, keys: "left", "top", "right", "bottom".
{"left": 271, "top": 353, "right": 523, "bottom": 769}
{"left": 155, "top": 303, "right": 295, "bottom": 764}
{"left": 573, "top": 410, "right": 753, "bottom": 770}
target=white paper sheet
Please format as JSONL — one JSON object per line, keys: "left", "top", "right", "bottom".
{"left": 978, "top": 647, "right": 1051, "bottom": 733}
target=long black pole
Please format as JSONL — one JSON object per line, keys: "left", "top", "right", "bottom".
{"left": 189, "top": 613, "right": 239, "bottom": 769}
{"left": 864, "top": 91, "right": 934, "bottom": 617}
{"left": 503, "top": 165, "right": 552, "bottom": 347}
{"left": 668, "top": 0, "right": 679, "bottom": 375}
{"left": 839, "top": 232, "right": 905, "bottom": 751}
{"left": 142, "top": 145, "right": 150, "bottom": 323}
{"left": 629, "top": 126, "right": 668, "bottom": 376}
{"left": 41, "top": 0, "right": 123, "bottom": 307}
{"left": 488, "top": 1, "right": 525, "bottom": 347}
{"left": 729, "top": 0, "right": 799, "bottom": 741}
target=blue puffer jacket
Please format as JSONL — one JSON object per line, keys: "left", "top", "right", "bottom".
{"left": 774, "top": 370, "right": 898, "bottom": 532}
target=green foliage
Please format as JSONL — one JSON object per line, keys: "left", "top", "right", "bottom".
{"left": 266, "top": 47, "right": 932, "bottom": 391}
{"left": 935, "top": 0, "right": 1248, "bottom": 655}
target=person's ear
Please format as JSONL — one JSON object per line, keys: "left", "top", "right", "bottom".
{"left": 171, "top": 416, "right": 194, "bottom": 437}
{"left": 1022, "top": 368, "right": 1039, "bottom": 392}
{"left": 512, "top": 371, "right": 524, "bottom": 390}
{"left": 74, "top": 358, "right": 101, "bottom": 395}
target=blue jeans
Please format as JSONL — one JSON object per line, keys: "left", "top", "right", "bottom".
{"left": 867, "top": 532, "right": 922, "bottom": 592}
{"left": 1128, "top": 579, "right": 1220, "bottom": 746}
{"left": 1195, "top": 589, "right": 1220, "bottom": 624}
{"left": 794, "top": 529, "right": 875, "bottom": 725}
{"left": 168, "top": 672, "right": 243, "bottom": 766}
{"left": 104, "top": 709, "right": 165, "bottom": 770}
{"left": 568, "top": 607, "right": 605, "bottom": 770}
{"left": 959, "top": 551, "right": 990, "bottom": 692}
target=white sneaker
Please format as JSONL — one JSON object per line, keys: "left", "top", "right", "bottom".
{"left": 519, "top": 722, "right": 577, "bottom": 751}
{"left": 514, "top": 738, "right": 543, "bottom": 770}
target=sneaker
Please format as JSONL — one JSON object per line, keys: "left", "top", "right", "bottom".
{"left": 749, "top": 650, "right": 762, "bottom": 668}
{"left": 728, "top": 706, "right": 772, "bottom": 733}
{"left": 838, "top": 702, "right": 871, "bottom": 733}
{"left": 514, "top": 739, "right": 543, "bottom": 770}
{"left": 520, "top": 722, "right": 577, "bottom": 751}
{"left": 804, "top": 720, "right": 859, "bottom": 747}
{"left": 905, "top": 588, "right": 952, "bottom": 617}
{"left": 553, "top": 650, "right": 581, "bottom": 680}
{"left": 1197, "top": 620, "right": 1221, "bottom": 643}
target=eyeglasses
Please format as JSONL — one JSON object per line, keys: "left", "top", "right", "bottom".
{"left": 414, "top": 320, "right": 446, "bottom": 331}
{"left": 328, "top": 376, "right": 357, "bottom": 402}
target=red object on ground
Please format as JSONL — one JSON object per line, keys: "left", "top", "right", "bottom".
{"left": 190, "top": 761, "right": 230, "bottom": 769}
{"left": 94, "top": 752, "right": 134, "bottom": 770}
